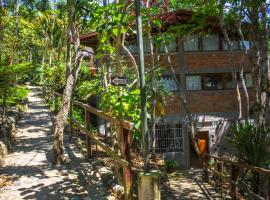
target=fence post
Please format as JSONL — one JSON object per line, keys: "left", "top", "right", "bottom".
{"left": 202, "top": 161, "right": 209, "bottom": 182}
{"left": 118, "top": 124, "right": 132, "bottom": 200}
{"left": 85, "top": 108, "right": 92, "bottom": 157}
{"left": 216, "top": 162, "right": 223, "bottom": 190}
{"left": 69, "top": 102, "right": 74, "bottom": 138}
{"left": 230, "top": 164, "right": 239, "bottom": 199}
{"left": 267, "top": 176, "right": 270, "bottom": 200}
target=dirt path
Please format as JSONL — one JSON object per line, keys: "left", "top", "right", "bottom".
{"left": 161, "top": 170, "right": 229, "bottom": 200}
{"left": 0, "top": 86, "right": 109, "bottom": 200}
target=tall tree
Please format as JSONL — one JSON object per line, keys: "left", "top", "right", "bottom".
{"left": 52, "top": 0, "right": 85, "bottom": 165}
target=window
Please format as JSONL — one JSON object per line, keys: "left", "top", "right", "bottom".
{"left": 244, "top": 73, "right": 252, "bottom": 88}
{"left": 126, "top": 38, "right": 152, "bottom": 54}
{"left": 202, "top": 34, "right": 219, "bottom": 51}
{"left": 186, "top": 73, "right": 234, "bottom": 91}
{"left": 204, "top": 74, "right": 222, "bottom": 90}
{"left": 184, "top": 35, "right": 199, "bottom": 51}
{"left": 143, "top": 37, "right": 151, "bottom": 53}
{"left": 223, "top": 40, "right": 240, "bottom": 51}
{"left": 162, "top": 76, "right": 177, "bottom": 92}
{"left": 127, "top": 40, "right": 137, "bottom": 54}
{"left": 158, "top": 36, "right": 177, "bottom": 53}
{"left": 186, "top": 75, "right": 202, "bottom": 91}
{"left": 240, "top": 41, "right": 251, "bottom": 50}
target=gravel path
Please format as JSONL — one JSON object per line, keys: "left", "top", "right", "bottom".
{"left": 0, "top": 86, "right": 109, "bottom": 200}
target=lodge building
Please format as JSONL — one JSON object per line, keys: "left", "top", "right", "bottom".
{"left": 80, "top": 9, "right": 253, "bottom": 169}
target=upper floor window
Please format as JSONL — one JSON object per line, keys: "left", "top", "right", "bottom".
{"left": 162, "top": 76, "right": 178, "bottom": 92}
{"left": 240, "top": 41, "right": 251, "bottom": 50}
{"left": 202, "top": 34, "right": 219, "bottom": 51}
{"left": 125, "top": 38, "right": 151, "bottom": 54}
{"left": 244, "top": 73, "right": 252, "bottom": 87}
{"left": 223, "top": 40, "right": 240, "bottom": 51}
{"left": 186, "top": 75, "right": 202, "bottom": 90}
{"left": 186, "top": 73, "right": 234, "bottom": 91}
{"left": 184, "top": 35, "right": 199, "bottom": 51}
{"left": 127, "top": 40, "right": 137, "bottom": 54}
{"left": 158, "top": 36, "right": 177, "bottom": 53}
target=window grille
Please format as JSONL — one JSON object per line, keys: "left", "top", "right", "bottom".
{"left": 186, "top": 75, "right": 202, "bottom": 91}
{"left": 151, "top": 123, "right": 183, "bottom": 153}
{"left": 202, "top": 34, "right": 219, "bottom": 51}
{"left": 184, "top": 35, "right": 199, "bottom": 51}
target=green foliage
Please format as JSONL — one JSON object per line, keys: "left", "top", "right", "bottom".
{"left": 228, "top": 122, "right": 270, "bottom": 167}
{"left": 164, "top": 159, "right": 178, "bottom": 172}
{"left": 0, "top": 85, "right": 29, "bottom": 106}
{"left": 42, "top": 62, "right": 66, "bottom": 91}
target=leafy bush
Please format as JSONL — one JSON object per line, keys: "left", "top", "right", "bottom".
{"left": 228, "top": 122, "right": 270, "bottom": 167}
{"left": 164, "top": 159, "right": 177, "bottom": 172}
{"left": 0, "top": 85, "right": 29, "bottom": 106}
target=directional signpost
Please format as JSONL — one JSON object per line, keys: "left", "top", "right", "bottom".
{"left": 111, "top": 76, "right": 128, "bottom": 86}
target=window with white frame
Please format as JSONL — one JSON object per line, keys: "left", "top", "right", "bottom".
{"left": 162, "top": 76, "right": 178, "bottom": 92}
{"left": 184, "top": 35, "right": 199, "bottom": 51}
{"left": 202, "top": 34, "right": 219, "bottom": 51}
{"left": 186, "top": 75, "right": 202, "bottom": 91}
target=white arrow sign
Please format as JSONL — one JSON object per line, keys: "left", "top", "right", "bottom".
{"left": 111, "top": 76, "right": 127, "bottom": 86}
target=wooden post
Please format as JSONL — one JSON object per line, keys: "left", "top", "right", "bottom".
{"left": 69, "top": 102, "right": 74, "bottom": 138}
{"left": 85, "top": 108, "right": 92, "bottom": 157}
{"left": 267, "top": 176, "right": 270, "bottom": 200}
{"left": 230, "top": 164, "right": 239, "bottom": 199}
{"left": 216, "top": 162, "right": 223, "bottom": 190}
{"left": 138, "top": 171, "right": 160, "bottom": 200}
{"left": 118, "top": 124, "right": 133, "bottom": 200}
{"left": 202, "top": 156, "right": 209, "bottom": 182}
{"left": 214, "top": 159, "right": 218, "bottom": 188}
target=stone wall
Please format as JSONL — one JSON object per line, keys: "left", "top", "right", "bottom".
{"left": 0, "top": 113, "right": 19, "bottom": 166}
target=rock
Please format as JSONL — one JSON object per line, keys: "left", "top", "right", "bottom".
{"left": 106, "top": 195, "right": 116, "bottom": 200}
{"left": 92, "top": 160, "right": 105, "bottom": 167}
{"left": 98, "top": 167, "right": 113, "bottom": 185}
{"left": 61, "top": 170, "right": 69, "bottom": 175}
{"left": 0, "top": 141, "right": 8, "bottom": 156}
{"left": 106, "top": 178, "right": 114, "bottom": 187}
{"left": 68, "top": 173, "right": 78, "bottom": 180}
{"left": 83, "top": 197, "right": 92, "bottom": 200}
{"left": 112, "top": 184, "right": 124, "bottom": 196}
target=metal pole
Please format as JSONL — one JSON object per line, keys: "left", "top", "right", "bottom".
{"left": 135, "top": 0, "right": 149, "bottom": 172}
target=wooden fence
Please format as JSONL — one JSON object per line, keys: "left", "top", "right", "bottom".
{"left": 53, "top": 92, "right": 134, "bottom": 200}
{"left": 203, "top": 154, "right": 270, "bottom": 200}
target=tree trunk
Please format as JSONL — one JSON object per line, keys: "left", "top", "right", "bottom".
{"left": 161, "top": 35, "right": 201, "bottom": 159}
{"left": 53, "top": 0, "right": 84, "bottom": 165}
{"left": 220, "top": 2, "right": 243, "bottom": 120}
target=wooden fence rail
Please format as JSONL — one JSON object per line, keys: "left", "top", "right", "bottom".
{"left": 203, "top": 153, "right": 270, "bottom": 200}
{"left": 52, "top": 91, "right": 134, "bottom": 200}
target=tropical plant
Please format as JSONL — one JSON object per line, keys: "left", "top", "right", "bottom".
{"left": 228, "top": 122, "right": 270, "bottom": 167}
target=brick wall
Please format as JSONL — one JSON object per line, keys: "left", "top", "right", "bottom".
{"left": 164, "top": 90, "right": 253, "bottom": 115}
{"left": 130, "top": 51, "right": 252, "bottom": 116}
